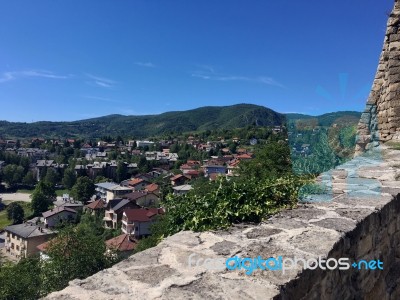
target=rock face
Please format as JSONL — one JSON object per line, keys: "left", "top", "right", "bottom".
{"left": 356, "top": 0, "right": 400, "bottom": 154}
{"left": 44, "top": 146, "right": 400, "bottom": 299}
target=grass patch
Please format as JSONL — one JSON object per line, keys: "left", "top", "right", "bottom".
{"left": 0, "top": 210, "right": 11, "bottom": 231}
{"left": 56, "top": 189, "right": 70, "bottom": 197}
{"left": 0, "top": 201, "right": 33, "bottom": 230}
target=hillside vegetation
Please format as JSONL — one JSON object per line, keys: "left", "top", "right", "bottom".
{"left": 0, "top": 104, "right": 285, "bottom": 139}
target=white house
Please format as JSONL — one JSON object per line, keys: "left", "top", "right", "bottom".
{"left": 42, "top": 207, "right": 77, "bottom": 228}
{"left": 95, "top": 182, "right": 132, "bottom": 202}
{"left": 172, "top": 184, "right": 193, "bottom": 195}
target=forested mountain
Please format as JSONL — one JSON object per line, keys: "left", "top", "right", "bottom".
{"left": 0, "top": 104, "right": 285, "bottom": 139}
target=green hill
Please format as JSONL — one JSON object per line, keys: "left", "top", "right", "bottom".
{"left": 285, "top": 111, "right": 361, "bottom": 127}
{"left": 0, "top": 104, "right": 285, "bottom": 139}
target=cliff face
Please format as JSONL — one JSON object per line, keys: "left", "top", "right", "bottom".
{"left": 356, "top": 0, "right": 400, "bottom": 154}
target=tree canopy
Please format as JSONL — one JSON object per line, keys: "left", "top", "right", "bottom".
{"left": 71, "top": 176, "right": 95, "bottom": 204}
{"left": 6, "top": 202, "right": 25, "bottom": 224}
{"left": 30, "top": 181, "right": 56, "bottom": 216}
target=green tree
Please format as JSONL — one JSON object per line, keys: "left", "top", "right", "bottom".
{"left": 239, "top": 141, "right": 292, "bottom": 179}
{"left": 62, "top": 168, "right": 77, "bottom": 189}
{"left": 42, "top": 224, "right": 115, "bottom": 293}
{"left": 2, "top": 164, "right": 24, "bottom": 186}
{"left": 0, "top": 257, "right": 43, "bottom": 300}
{"left": 71, "top": 176, "right": 95, "bottom": 204}
{"left": 44, "top": 168, "right": 59, "bottom": 186}
{"left": 6, "top": 202, "right": 25, "bottom": 224}
{"left": 116, "top": 162, "right": 127, "bottom": 183}
{"left": 30, "top": 181, "right": 56, "bottom": 216}
{"left": 22, "top": 171, "right": 37, "bottom": 186}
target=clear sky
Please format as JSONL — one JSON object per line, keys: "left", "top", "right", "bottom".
{"left": 0, "top": 0, "right": 394, "bottom": 122}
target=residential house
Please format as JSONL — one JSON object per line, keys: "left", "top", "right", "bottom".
{"left": 170, "top": 174, "right": 189, "bottom": 186}
{"left": 84, "top": 199, "right": 105, "bottom": 215}
{"left": 87, "top": 161, "right": 107, "bottom": 179}
{"left": 203, "top": 165, "right": 227, "bottom": 177}
{"left": 95, "top": 182, "right": 133, "bottom": 202}
{"left": 145, "top": 183, "right": 160, "bottom": 196}
{"left": 42, "top": 206, "right": 78, "bottom": 228}
{"left": 36, "top": 160, "right": 55, "bottom": 181}
{"left": 136, "top": 140, "right": 155, "bottom": 148}
{"left": 95, "top": 182, "right": 118, "bottom": 200}
{"left": 131, "top": 150, "right": 141, "bottom": 156}
{"left": 121, "top": 208, "right": 164, "bottom": 238}
{"left": 105, "top": 233, "right": 137, "bottom": 259}
{"left": 4, "top": 222, "right": 56, "bottom": 260}
{"left": 122, "top": 178, "right": 149, "bottom": 191}
{"left": 236, "top": 153, "right": 253, "bottom": 160}
{"left": 103, "top": 199, "right": 140, "bottom": 229}
{"left": 147, "top": 170, "right": 162, "bottom": 178}
{"left": 108, "top": 186, "right": 134, "bottom": 201}
{"left": 227, "top": 159, "right": 240, "bottom": 176}
{"left": 187, "top": 160, "right": 201, "bottom": 167}
{"left": 123, "top": 191, "right": 160, "bottom": 207}
{"left": 127, "top": 140, "right": 136, "bottom": 147}
{"left": 185, "top": 170, "right": 200, "bottom": 179}
{"left": 180, "top": 164, "right": 195, "bottom": 174}
{"left": 134, "top": 173, "right": 154, "bottom": 182}
{"left": 173, "top": 184, "right": 193, "bottom": 195}
{"left": 74, "top": 164, "right": 87, "bottom": 177}
{"left": 53, "top": 199, "right": 84, "bottom": 211}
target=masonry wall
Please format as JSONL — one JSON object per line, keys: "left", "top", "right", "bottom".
{"left": 356, "top": 0, "right": 400, "bottom": 153}
{"left": 278, "top": 193, "right": 400, "bottom": 300}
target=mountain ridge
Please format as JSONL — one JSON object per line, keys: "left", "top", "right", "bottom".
{"left": 0, "top": 104, "right": 361, "bottom": 139}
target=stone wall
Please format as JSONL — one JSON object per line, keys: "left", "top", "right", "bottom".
{"left": 279, "top": 194, "right": 400, "bottom": 300}
{"left": 356, "top": 0, "right": 400, "bottom": 153}
{"left": 44, "top": 146, "right": 400, "bottom": 299}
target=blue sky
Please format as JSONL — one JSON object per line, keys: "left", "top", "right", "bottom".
{"left": 0, "top": 0, "right": 394, "bottom": 122}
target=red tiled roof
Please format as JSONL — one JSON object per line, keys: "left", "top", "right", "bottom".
{"left": 37, "top": 240, "right": 50, "bottom": 252}
{"left": 171, "top": 174, "right": 185, "bottom": 181}
{"left": 179, "top": 164, "right": 193, "bottom": 170}
{"left": 145, "top": 183, "right": 159, "bottom": 193}
{"left": 123, "top": 208, "right": 164, "bottom": 222}
{"left": 85, "top": 199, "right": 105, "bottom": 210}
{"left": 128, "top": 178, "right": 144, "bottom": 186}
{"left": 106, "top": 234, "right": 137, "bottom": 252}
{"left": 229, "top": 160, "right": 241, "bottom": 167}
{"left": 237, "top": 154, "right": 253, "bottom": 159}
{"left": 186, "top": 170, "right": 200, "bottom": 176}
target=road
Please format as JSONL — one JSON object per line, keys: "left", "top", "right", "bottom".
{"left": 0, "top": 192, "right": 32, "bottom": 202}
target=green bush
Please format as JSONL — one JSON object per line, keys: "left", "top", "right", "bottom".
{"left": 163, "top": 176, "right": 306, "bottom": 233}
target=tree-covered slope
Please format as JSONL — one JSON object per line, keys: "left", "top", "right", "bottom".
{"left": 0, "top": 104, "right": 285, "bottom": 139}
